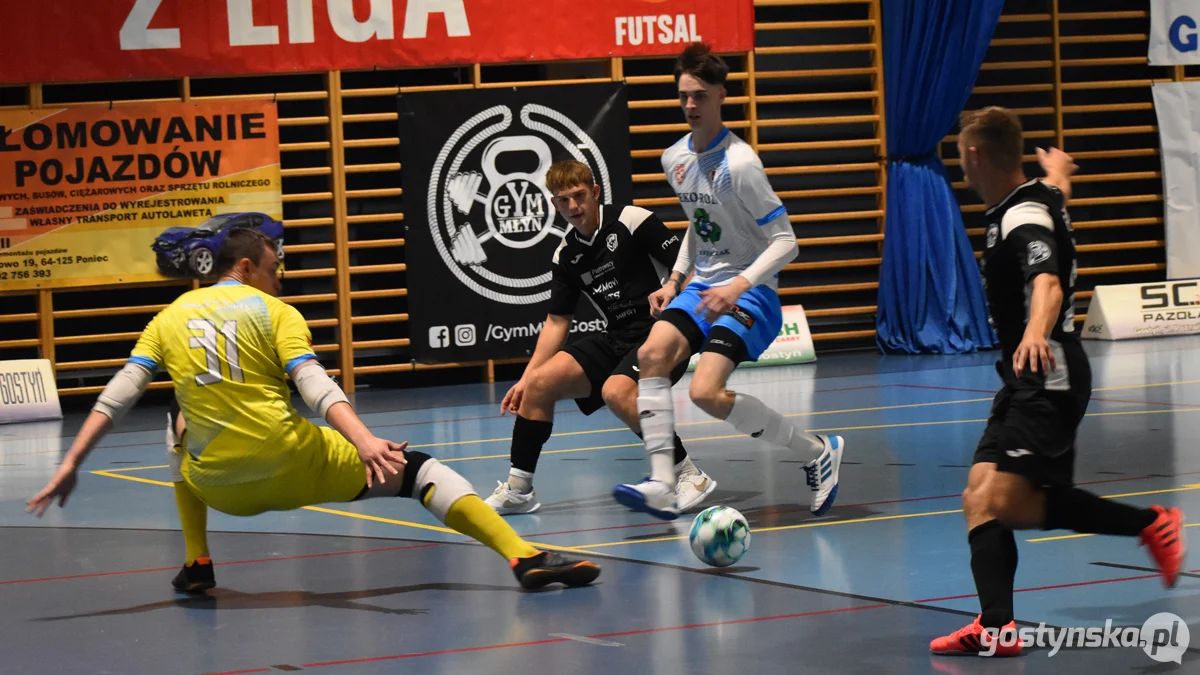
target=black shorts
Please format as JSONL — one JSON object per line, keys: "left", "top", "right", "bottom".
{"left": 659, "top": 308, "right": 750, "bottom": 364}
{"left": 562, "top": 332, "right": 689, "bottom": 415}
{"left": 972, "top": 355, "right": 1092, "bottom": 488}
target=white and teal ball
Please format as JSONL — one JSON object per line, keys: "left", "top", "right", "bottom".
{"left": 688, "top": 506, "right": 751, "bottom": 567}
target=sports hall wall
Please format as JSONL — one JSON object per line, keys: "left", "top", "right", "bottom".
{"left": 0, "top": 0, "right": 1183, "bottom": 399}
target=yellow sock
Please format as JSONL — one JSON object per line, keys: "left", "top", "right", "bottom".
{"left": 431, "top": 489, "right": 538, "bottom": 561}
{"left": 174, "top": 482, "right": 210, "bottom": 565}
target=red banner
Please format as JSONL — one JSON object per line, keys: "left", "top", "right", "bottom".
{"left": 0, "top": 1, "right": 754, "bottom": 85}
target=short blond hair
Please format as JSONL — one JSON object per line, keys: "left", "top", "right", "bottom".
{"left": 959, "top": 106, "right": 1024, "bottom": 173}
{"left": 546, "top": 160, "right": 594, "bottom": 194}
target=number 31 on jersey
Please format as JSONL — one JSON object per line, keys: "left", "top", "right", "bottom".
{"left": 188, "top": 319, "right": 244, "bottom": 386}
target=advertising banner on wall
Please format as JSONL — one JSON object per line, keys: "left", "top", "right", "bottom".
{"left": 1150, "top": 0, "right": 1200, "bottom": 65}
{"left": 0, "top": 100, "right": 282, "bottom": 291}
{"left": 1082, "top": 279, "right": 1200, "bottom": 340}
{"left": 400, "top": 82, "right": 632, "bottom": 363}
{"left": 0, "top": 359, "right": 62, "bottom": 425}
{"left": 0, "top": 1, "right": 755, "bottom": 84}
{"left": 1152, "top": 81, "right": 1200, "bottom": 280}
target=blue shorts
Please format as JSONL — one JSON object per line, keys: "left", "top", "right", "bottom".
{"left": 661, "top": 281, "right": 783, "bottom": 362}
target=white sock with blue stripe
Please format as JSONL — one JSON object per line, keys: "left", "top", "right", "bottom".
{"left": 726, "top": 392, "right": 823, "bottom": 461}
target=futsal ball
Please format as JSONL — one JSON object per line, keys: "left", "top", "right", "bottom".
{"left": 689, "top": 506, "right": 751, "bottom": 567}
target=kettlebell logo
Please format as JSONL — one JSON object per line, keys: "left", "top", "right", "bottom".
{"left": 428, "top": 104, "right": 614, "bottom": 305}
{"left": 447, "top": 136, "right": 556, "bottom": 253}
{"left": 694, "top": 208, "right": 722, "bottom": 243}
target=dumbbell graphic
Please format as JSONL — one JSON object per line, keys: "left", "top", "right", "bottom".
{"left": 445, "top": 135, "right": 556, "bottom": 265}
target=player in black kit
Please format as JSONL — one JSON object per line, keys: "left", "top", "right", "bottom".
{"left": 484, "top": 160, "right": 718, "bottom": 515}
{"left": 931, "top": 107, "right": 1186, "bottom": 657}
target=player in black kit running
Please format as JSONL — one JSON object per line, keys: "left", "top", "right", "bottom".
{"left": 484, "top": 160, "right": 718, "bottom": 515}
{"left": 931, "top": 107, "right": 1186, "bottom": 657}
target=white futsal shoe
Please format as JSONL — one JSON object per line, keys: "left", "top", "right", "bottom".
{"left": 674, "top": 459, "right": 717, "bottom": 513}
{"left": 484, "top": 481, "right": 541, "bottom": 515}
{"left": 612, "top": 479, "right": 679, "bottom": 521}
{"left": 804, "top": 435, "right": 844, "bottom": 516}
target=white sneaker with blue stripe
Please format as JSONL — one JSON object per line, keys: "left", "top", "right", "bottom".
{"left": 804, "top": 435, "right": 843, "bottom": 516}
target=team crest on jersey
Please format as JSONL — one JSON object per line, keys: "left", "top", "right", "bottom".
{"left": 986, "top": 226, "right": 999, "bottom": 249}
{"left": 673, "top": 163, "right": 688, "bottom": 185}
{"left": 606, "top": 233, "right": 618, "bottom": 252}
{"left": 693, "top": 208, "right": 722, "bottom": 243}
{"left": 427, "top": 103, "right": 614, "bottom": 305}
{"left": 1027, "top": 240, "right": 1051, "bottom": 266}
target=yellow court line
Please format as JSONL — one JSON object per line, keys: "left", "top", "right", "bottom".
{"left": 1104, "top": 483, "right": 1200, "bottom": 499}
{"left": 88, "top": 406, "right": 1200, "bottom": 472}
{"left": 1087, "top": 407, "right": 1200, "bottom": 417}
{"left": 407, "top": 386, "right": 1200, "bottom": 452}
{"left": 85, "top": 445, "right": 1200, "bottom": 552}
{"left": 807, "top": 418, "right": 989, "bottom": 433}
{"left": 301, "top": 505, "right": 461, "bottom": 534}
{"left": 440, "top": 434, "right": 745, "bottom": 464}
{"left": 578, "top": 509, "right": 967, "bottom": 549}
{"left": 1028, "top": 524, "right": 1200, "bottom": 544}
{"left": 88, "top": 466, "right": 1200, "bottom": 551}
{"left": 299, "top": 506, "right": 593, "bottom": 553}
{"left": 403, "top": 375, "right": 1200, "bottom": 450}
{"left": 80, "top": 376, "right": 1200, "bottom": 552}
{"left": 1026, "top": 533, "right": 1094, "bottom": 542}
{"left": 782, "top": 396, "right": 988, "bottom": 417}
{"left": 1027, "top": 484, "right": 1200, "bottom": 542}
{"left": 1095, "top": 378, "right": 1200, "bottom": 392}
{"left": 82, "top": 379, "right": 1200, "bottom": 463}
{"left": 576, "top": 484, "right": 1200, "bottom": 549}
{"left": 806, "top": 406, "right": 1200, "bottom": 435}
{"left": 90, "top": 468, "right": 590, "bottom": 554}
{"left": 108, "top": 406, "right": 1191, "bottom": 475}
{"left": 442, "top": 441, "right": 641, "bottom": 463}
{"left": 91, "top": 470, "right": 173, "bottom": 486}
{"left": 407, "top": 396, "right": 995, "bottom": 449}
{"left": 442, "top": 404, "right": 1200, "bottom": 462}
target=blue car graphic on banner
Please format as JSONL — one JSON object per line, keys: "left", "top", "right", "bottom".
{"left": 152, "top": 212, "right": 284, "bottom": 278}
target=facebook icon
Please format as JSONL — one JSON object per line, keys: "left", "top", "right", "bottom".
{"left": 428, "top": 326, "right": 450, "bottom": 349}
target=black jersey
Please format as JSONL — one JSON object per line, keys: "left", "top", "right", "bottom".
{"left": 547, "top": 204, "right": 682, "bottom": 342}
{"left": 980, "top": 179, "right": 1081, "bottom": 369}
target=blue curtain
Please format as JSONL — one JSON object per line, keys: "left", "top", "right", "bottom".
{"left": 875, "top": 0, "right": 1003, "bottom": 354}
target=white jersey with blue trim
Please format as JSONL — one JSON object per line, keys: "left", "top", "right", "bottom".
{"left": 660, "top": 127, "right": 794, "bottom": 291}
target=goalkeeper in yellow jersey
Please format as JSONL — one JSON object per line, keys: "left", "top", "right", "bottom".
{"left": 27, "top": 228, "right": 600, "bottom": 592}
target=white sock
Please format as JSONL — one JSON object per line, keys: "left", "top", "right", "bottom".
{"left": 650, "top": 452, "right": 676, "bottom": 486}
{"left": 675, "top": 455, "right": 697, "bottom": 476}
{"left": 507, "top": 468, "right": 533, "bottom": 494}
{"left": 638, "top": 376, "right": 677, "bottom": 484}
{"left": 725, "top": 392, "right": 824, "bottom": 462}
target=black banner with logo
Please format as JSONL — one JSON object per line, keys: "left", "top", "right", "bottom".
{"left": 400, "top": 82, "right": 633, "bottom": 363}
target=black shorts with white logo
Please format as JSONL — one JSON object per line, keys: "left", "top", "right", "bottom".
{"left": 972, "top": 349, "right": 1091, "bottom": 488}
{"left": 562, "top": 332, "right": 689, "bottom": 415}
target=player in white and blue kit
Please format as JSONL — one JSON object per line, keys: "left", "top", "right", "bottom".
{"left": 612, "top": 43, "right": 845, "bottom": 520}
